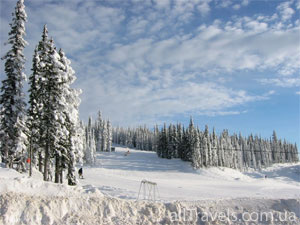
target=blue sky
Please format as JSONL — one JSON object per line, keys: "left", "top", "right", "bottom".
{"left": 0, "top": 0, "right": 299, "bottom": 145}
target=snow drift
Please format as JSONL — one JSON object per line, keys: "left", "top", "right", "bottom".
{"left": 1, "top": 192, "right": 299, "bottom": 225}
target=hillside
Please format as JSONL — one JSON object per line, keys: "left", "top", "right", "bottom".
{"left": 80, "top": 146, "right": 300, "bottom": 201}
{"left": 0, "top": 146, "right": 299, "bottom": 224}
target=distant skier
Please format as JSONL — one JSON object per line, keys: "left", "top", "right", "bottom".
{"left": 78, "top": 168, "right": 83, "bottom": 179}
{"left": 124, "top": 150, "right": 130, "bottom": 156}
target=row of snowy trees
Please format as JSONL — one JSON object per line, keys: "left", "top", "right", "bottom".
{"left": 82, "top": 111, "right": 113, "bottom": 164}
{"left": 112, "top": 119, "right": 299, "bottom": 170}
{"left": 113, "top": 126, "right": 154, "bottom": 151}
{"left": 0, "top": 0, "right": 84, "bottom": 185}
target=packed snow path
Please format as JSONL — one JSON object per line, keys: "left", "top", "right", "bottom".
{"left": 80, "top": 146, "right": 300, "bottom": 201}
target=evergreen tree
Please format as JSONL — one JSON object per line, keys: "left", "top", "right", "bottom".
{"left": 271, "top": 130, "right": 279, "bottom": 163}
{"left": 203, "top": 125, "right": 210, "bottom": 166}
{"left": 0, "top": 0, "right": 28, "bottom": 168}
{"left": 27, "top": 47, "right": 43, "bottom": 174}
{"left": 102, "top": 121, "right": 107, "bottom": 152}
{"left": 184, "top": 117, "right": 195, "bottom": 162}
{"left": 32, "top": 27, "right": 68, "bottom": 181}
{"left": 166, "top": 124, "right": 175, "bottom": 159}
{"left": 157, "top": 124, "right": 168, "bottom": 158}
{"left": 106, "top": 120, "right": 112, "bottom": 152}
{"left": 96, "top": 111, "right": 103, "bottom": 152}
{"left": 191, "top": 130, "right": 202, "bottom": 169}
{"left": 58, "top": 49, "right": 82, "bottom": 185}
{"left": 85, "top": 117, "right": 96, "bottom": 164}
{"left": 211, "top": 128, "right": 218, "bottom": 167}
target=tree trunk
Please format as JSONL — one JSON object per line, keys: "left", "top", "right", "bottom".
{"left": 4, "top": 141, "right": 9, "bottom": 168}
{"left": 60, "top": 169, "right": 63, "bottom": 184}
{"left": 38, "top": 152, "right": 43, "bottom": 172}
{"left": 54, "top": 154, "right": 60, "bottom": 183}
{"left": 67, "top": 154, "right": 76, "bottom": 186}
{"left": 43, "top": 142, "right": 49, "bottom": 181}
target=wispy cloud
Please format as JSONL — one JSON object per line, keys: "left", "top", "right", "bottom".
{"left": 259, "top": 78, "right": 300, "bottom": 88}
{"left": 0, "top": 0, "right": 299, "bottom": 126}
{"left": 277, "top": 0, "right": 295, "bottom": 21}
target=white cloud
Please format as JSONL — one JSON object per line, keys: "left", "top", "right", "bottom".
{"left": 241, "top": 0, "right": 249, "bottom": 6}
{"left": 296, "top": 91, "right": 300, "bottom": 95}
{"left": 1, "top": 0, "right": 299, "bottom": 126}
{"left": 277, "top": 1, "right": 295, "bottom": 21}
{"left": 297, "top": 0, "right": 300, "bottom": 9}
{"left": 245, "top": 20, "right": 268, "bottom": 32}
{"left": 128, "top": 18, "right": 148, "bottom": 36}
{"left": 217, "top": 0, "right": 249, "bottom": 10}
{"left": 197, "top": 0, "right": 211, "bottom": 15}
{"left": 233, "top": 4, "right": 241, "bottom": 10}
{"left": 153, "top": 0, "right": 170, "bottom": 10}
{"left": 78, "top": 72, "right": 267, "bottom": 126}
{"left": 259, "top": 78, "right": 300, "bottom": 87}
{"left": 108, "top": 19, "right": 299, "bottom": 76}
{"left": 218, "top": 0, "right": 233, "bottom": 8}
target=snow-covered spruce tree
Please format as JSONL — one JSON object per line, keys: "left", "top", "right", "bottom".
{"left": 28, "top": 26, "right": 49, "bottom": 176}
{"left": 96, "top": 111, "right": 103, "bottom": 152}
{"left": 191, "top": 129, "right": 202, "bottom": 169}
{"left": 202, "top": 125, "right": 210, "bottom": 167}
{"left": 101, "top": 121, "right": 107, "bottom": 152}
{"left": 183, "top": 117, "right": 195, "bottom": 162}
{"left": 218, "top": 132, "right": 226, "bottom": 167}
{"left": 248, "top": 134, "right": 257, "bottom": 169}
{"left": 0, "top": 0, "right": 28, "bottom": 168}
{"left": 211, "top": 128, "right": 219, "bottom": 167}
{"left": 231, "top": 134, "right": 242, "bottom": 170}
{"left": 106, "top": 120, "right": 112, "bottom": 152}
{"left": 271, "top": 130, "right": 279, "bottom": 163}
{"left": 58, "top": 49, "right": 82, "bottom": 185}
{"left": 152, "top": 125, "right": 159, "bottom": 152}
{"left": 157, "top": 123, "right": 168, "bottom": 158}
{"left": 179, "top": 126, "right": 189, "bottom": 161}
{"left": 44, "top": 40, "right": 65, "bottom": 181}
{"left": 166, "top": 124, "right": 175, "bottom": 159}
{"left": 85, "top": 117, "right": 96, "bottom": 164}
{"left": 31, "top": 26, "right": 68, "bottom": 182}
{"left": 78, "top": 121, "right": 86, "bottom": 164}
{"left": 27, "top": 26, "right": 53, "bottom": 175}
{"left": 27, "top": 47, "right": 44, "bottom": 174}
{"left": 176, "top": 123, "right": 183, "bottom": 158}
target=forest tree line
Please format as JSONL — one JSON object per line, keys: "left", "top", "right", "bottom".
{"left": 112, "top": 118, "right": 299, "bottom": 170}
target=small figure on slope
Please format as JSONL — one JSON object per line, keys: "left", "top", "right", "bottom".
{"left": 78, "top": 168, "right": 83, "bottom": 179}
{"left": 124, "top": 150, "right": 130, "bottom": 156}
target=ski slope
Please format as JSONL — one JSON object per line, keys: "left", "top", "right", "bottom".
{"left": 1, "top": 146, "right": 300, "bottom": 224}
{"left": 79, "top": 146, "right": 300, "bottom": 201}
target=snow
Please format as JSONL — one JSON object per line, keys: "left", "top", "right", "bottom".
{"left": 0, "top": 166, "right": 95, "bottom": 198}
{"left": 80, "top": 146, "right": 300, "bottom": 201}
{"left": 0, "top": 146, "right": 299, "bottom": 224}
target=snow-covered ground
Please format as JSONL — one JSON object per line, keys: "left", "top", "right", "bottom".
{"left": 80, "top": 146, "right": 300, "bottom": 201}
{"left": 0, "top": 146, "right": 299, "bottom": 224}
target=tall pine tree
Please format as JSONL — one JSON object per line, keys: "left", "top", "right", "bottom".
{"left": 0, "top": 0, "right": 28, "bottom": 168}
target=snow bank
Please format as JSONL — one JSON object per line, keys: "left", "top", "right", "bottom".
{"left": 0, "top": 167, "right": 103, "bottom": 198}
{"left": 0, "top": 192, "right": 299, "bottom": 225}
